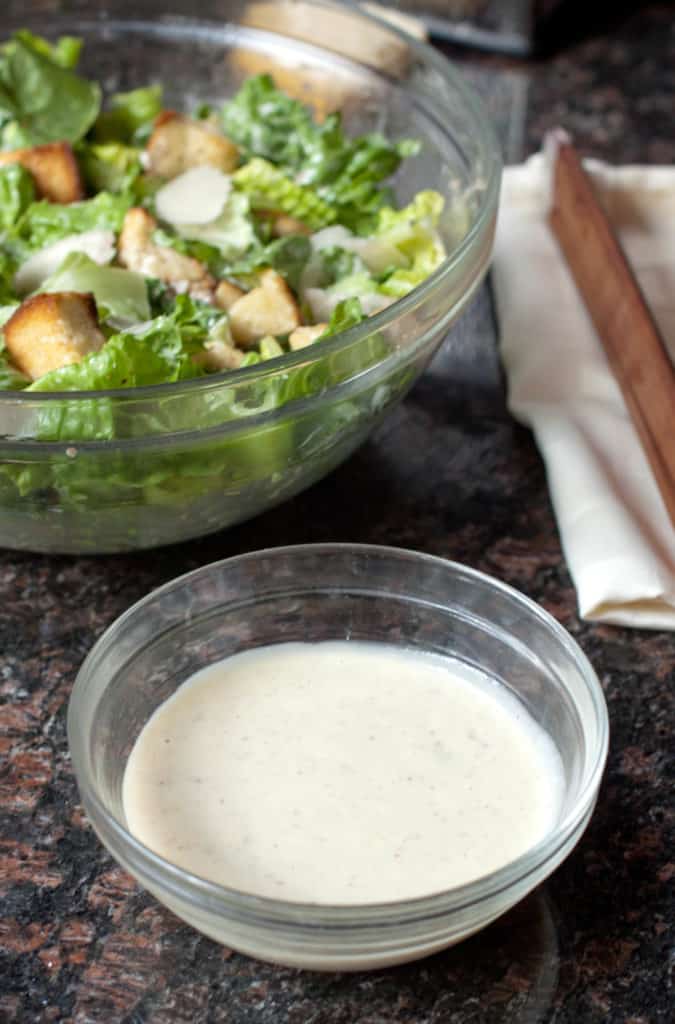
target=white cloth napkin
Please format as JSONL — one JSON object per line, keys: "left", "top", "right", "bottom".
{"left": 492, "top": 152, "right": 675, "bottom": 629}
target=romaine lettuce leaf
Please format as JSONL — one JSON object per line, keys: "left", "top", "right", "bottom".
{"left": 39, "top": 252, "right": 150, "bottom": 326}
{"left": 165, "top": 191, "right": 257, "bottom": 263}
{"left": 29, "top": 320, "right": 202, "bottom": 401}
{"left": 233, "top": 158, "right": 337, "bottom": 230}
{"left": 0, "top": 164, "right": 35, "bottom": 233}
{"left": 0, "top": 326, "right": 28, "bottom": 390}
{"left": 222, "top": 75, "right": 418, "bottom": 233}
{"left": 78, "top": 141, "right": 142, "bottom": 194}
{"left": 228, "top": 235, "right": 311, "bottom": 291}
{"left": 320, "top": 298, "right": 365, "bottom": 339}
{"left": 13, "top": 190, "right": 132, "bottom": 255}
{"left": 93, "top": 85, "right": 163, "bottom": 145}
{"left": 0, "top": 358, "right": 28, "bottom": 393}
{"left": 0, "top": 353, "right": 28, "bottom": 390}
{"left": 314, "top": 134, "right": 419, "bottom": 235}
{"left": 317, "top": 247, "right": 366, "bottom": 287}
{"left": 28, "top": 292, "right": 226, "bottom": 402}
{"left": 376, "top": 190, "right": 446, "bottom": 298}
{"left": 11, "top": 30, "right": 82, "bottom": 70}
{"left": 0, "top": 34, "right": 100, "bottom": 147}
{"left": 0, "top": 253, "right": 18, "bottom": 305}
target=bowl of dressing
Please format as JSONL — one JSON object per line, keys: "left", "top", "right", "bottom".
{"left": 68, "top": 544, "right": 608, "bottom": 971}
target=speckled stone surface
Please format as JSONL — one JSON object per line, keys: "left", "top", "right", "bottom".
{"left": 2, "top": 6, "right": 675, "bottom": 1022}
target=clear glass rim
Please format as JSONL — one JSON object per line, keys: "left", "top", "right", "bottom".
{"left": 68, "top": 543, "right": 609, "bottom": 929}
{"left": 0, "top": 0, "right": 501, "bottom": 406}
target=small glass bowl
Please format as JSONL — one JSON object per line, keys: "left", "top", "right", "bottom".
{"left": 68, "top": 545, "right": 608, "bottom": 971}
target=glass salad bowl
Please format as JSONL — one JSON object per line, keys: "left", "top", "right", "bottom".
{"left": 0, "top": 0, "right": 501, "bottom": 554}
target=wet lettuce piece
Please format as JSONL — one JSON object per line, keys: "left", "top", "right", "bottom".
{"left": 0, "top": 164, "right": 35, "bottom": 233}
{"left": 28, "top": 293, "right": 223, "bottom": 402}
{"left": 222, "top": 74, "right": 419, "bottom": 233}
{"left": 28, "top": 325, "right": 198, "bottom": 399}
{"left": 78, "top": 141, "right": 143, "bottom": 194}
{"left": 228, "top": 235, "right": 311, "bottom": 292}
{"left": 11, "top": 30, "right": 82, "bottom": 70}
{"left": 233, "top": 158, "right": 337, "bottom": 230}
{"left": 376, "top": 190, "right": 446, "bottom": 298}
{"left": 93, "top": 85, "right": 163, "bottom": 146}
{"left": 0, "top": 32, "right": 100, "bottom": 147}
{"left": 319, "top": 297, "right": 365, "bottom": 339}
{"left": 1, "top": 302, "right": 28, "bottom": 391}
{"left": 317, "top": 247, "right": 365, "bottom": 287}
{"left": 25, "top": 307, "right": 206, "bottom": 440}
{"left": 0, "top": 252, "right": 17, "bottom": 305}
{"left": 38, "top": 252, "right": 150, "bottom": 326}
{"left": 11, "top": 190, "right": 132, "bottom": 256}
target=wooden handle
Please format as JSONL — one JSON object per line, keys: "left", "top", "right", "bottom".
{"left": 548, "top": 138, "right": 675, "bottom": 530}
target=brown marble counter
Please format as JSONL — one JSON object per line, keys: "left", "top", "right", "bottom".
{"left": 1, "top": 4, "right": 674, "bottom": 1022}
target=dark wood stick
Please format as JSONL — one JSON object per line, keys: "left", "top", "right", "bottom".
{"left": 548, "top": 136, "right": 675, "bottom": 531}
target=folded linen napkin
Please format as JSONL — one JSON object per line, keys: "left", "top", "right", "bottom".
{"left": 492, "top": 151, "right": 675, "bottom": 629}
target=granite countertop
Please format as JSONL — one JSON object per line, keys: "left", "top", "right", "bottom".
{"left": 1, "top": 5, "right": 674, "bottom": 1022}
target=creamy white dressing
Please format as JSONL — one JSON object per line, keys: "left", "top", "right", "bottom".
{"left": 123, "top": 642, "right": 564, "bottom": 905}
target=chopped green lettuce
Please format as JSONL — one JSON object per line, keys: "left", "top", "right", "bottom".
{"left": 328, "top": 272, "right": 380, "bottom": 302}
{"left": 0, "top": 33, "right": 100, "bottom": 147}
{"left": 318, "top": 247, "right": 367, "bottom": 287}
{"left": 0, "top": 164, "right": 35, "bottom": 233}
{"left": 233, "top": 158, "right": 337, "bottom": 230}
{"left": 39, "top": 253, "right": 150, "bottom": 326}
{"left": 376, "top": 190, "right": 446, "bottom": 298}
{"left": 320, "top": 298, "right": 365, "bottom": 339}
{"left": 0, "top": 349, "right": 28, "bottom": 391}
{"left": 0, "top": 253, "right": 17, "bottom": 304}
{"left": 13, "top": 190, "right": 132, "bottom": 255}
{"left": 222, "top": 75, "right": 419, "bottom": 233}
{"left": 11, "top": 30, "right": 82, "bottom": 70}
{"left": 28, "top": 293, "right": 227, "bottom": 405}
{"left": 93, "top": 85, "right": 163, "bottom": 145}
{"left": 78, "top": 141, "right": 142, "bottom": 194}
{"left": 0, "top": 305, "right": 27, "bottom": 389}
{"left": 229, "top": 235, "right": 311, "bottom": 291}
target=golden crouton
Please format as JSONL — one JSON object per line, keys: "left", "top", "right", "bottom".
{"left": 193, "top": 339, "right": 245, "bottom": 372}
{"left": 272, "top": 213, "right": 312, "bottom": 238}
{"left": 118, "top": 207, "right": 216, "bottom": 303}
{"left": 3, "top": 292, "right": 105, "bottom": 380}
{"left": 228, "top": 269, "right": 301, "bottom": 348}
{"left": 146, "top": 112, "right": 240, "bottom": 179}
{"left": 214, "top": 279, "right": 246, "bottom": 311}
{"left": 0, "top": 142, "right": 84, "bottom": 204}
{"left": 288, "top": 323, "right": 328, "bottom": 351}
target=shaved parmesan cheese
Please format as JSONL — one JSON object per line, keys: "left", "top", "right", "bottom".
{"left": 305, "top": 287, "right": 393, "bottom": 322}
{"left": 155, "top": 166, "right": 232, "bottom": 226}
{"left": 348, "top": 236, "right": 406, "bottom": 274}
{"left": 14, "top": 230, "right": 116, "bottom": 295}
{"left": 310, "top": 225, "right": 406, "bottom": 275}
